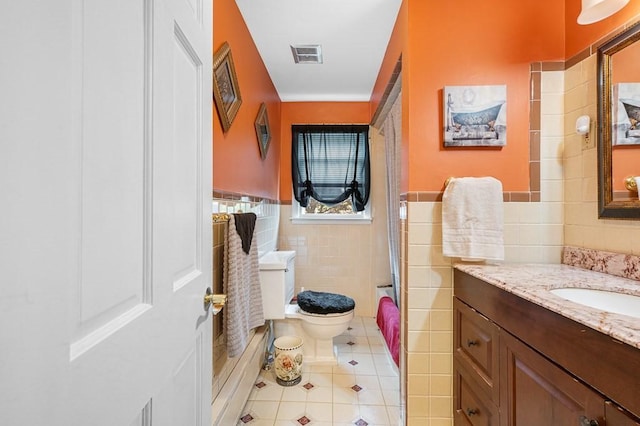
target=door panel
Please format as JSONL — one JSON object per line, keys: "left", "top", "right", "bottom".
{"left": 185, "top": 0, "right": 203, "bottom": 24}
{"left": 70, "top": 0, "right": 212, "bottom": 423}
{"left": 170, "top": 24, "right": 202, "bottom": 290}
{"left": 72, "top": 0, "right": 150, "bottom": 355}
{"left": 500, "top": 331, "right": 605, "bottom": 426}
{"left": 154, "top": 336, "right": 206, "bottom": 426}
{"left": 0, "top": 0, "right": 212, "bottom": 424}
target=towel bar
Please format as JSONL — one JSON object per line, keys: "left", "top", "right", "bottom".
{"left": 212, "top": 213, "right": 231, "bottom": 223}
{"left": 444, "top": 177, "right": 455, "bottom": 188}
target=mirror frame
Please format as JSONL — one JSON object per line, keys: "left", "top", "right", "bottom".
{"left": 597, "top": 22, "right": 640, "bottom": 219}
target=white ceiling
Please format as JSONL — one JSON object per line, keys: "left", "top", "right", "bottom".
{"left": 234, "top": 0, "right": 402, "bottom": 102}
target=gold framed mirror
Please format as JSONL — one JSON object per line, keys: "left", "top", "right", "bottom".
{"left": 598, "top": 22, "right": 640, "bottom": 218}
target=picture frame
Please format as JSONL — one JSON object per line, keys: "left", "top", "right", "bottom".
{"left": 213, "top": 42, "right": 242, "bottom": 132}
{"left": 254, "top": 103, "right": 271, "bottom": 160}
{"left": 443, "top": 85, "right": 507, "bottom": 147}
{"left": 612, "top": 82, "right": 640, "bottom": 146}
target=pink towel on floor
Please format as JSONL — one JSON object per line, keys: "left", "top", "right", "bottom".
{"left": 376, "top": 296, "right": 400, "bottom": 367}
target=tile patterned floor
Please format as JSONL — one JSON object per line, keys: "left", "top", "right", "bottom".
{"left": 237, "top": 317, "right": 401, "bottom": 426}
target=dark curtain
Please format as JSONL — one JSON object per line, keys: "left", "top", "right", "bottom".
{"left": 292, "top": 125, "right": 370, "bottom": 211}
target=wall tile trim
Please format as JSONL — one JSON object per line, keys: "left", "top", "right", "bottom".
{"left": 213, "top": 189, "right": 278, "bottom": 205}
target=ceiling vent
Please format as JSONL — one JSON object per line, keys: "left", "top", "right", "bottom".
{"left": 290, "top": 44, "right": 323, "bottom": 64}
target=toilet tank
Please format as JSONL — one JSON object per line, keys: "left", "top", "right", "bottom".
{"left": 258, "top": 251, "right": 296, "bottom": 319}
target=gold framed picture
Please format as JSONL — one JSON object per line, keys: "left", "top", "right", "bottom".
{"left": 213, "top": 42, "right": 242, "bottom": 132}
{"left": 254, "top": 103, "right": 271, "bottom": 160}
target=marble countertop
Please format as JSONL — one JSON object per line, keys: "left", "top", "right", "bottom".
{"left": 454, "top": 263, "right": 640, "bottom": 349}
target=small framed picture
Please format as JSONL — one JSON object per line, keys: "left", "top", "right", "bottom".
{"left": 443, "top": 85, "right": 507, "bottom": 147}
{"left": 254, "top": 103, "right": 271, "bottom": 160}
{"left": 213, "top": 42, "right": 242, "bottom": 132}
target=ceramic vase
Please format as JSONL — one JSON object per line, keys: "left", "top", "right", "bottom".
{"left": 273, "top": 335, "right": 303, "bottom": 386}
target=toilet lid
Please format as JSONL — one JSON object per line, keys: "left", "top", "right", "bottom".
{"left": 297, "top": 290, "right": 355, "bottom": 315}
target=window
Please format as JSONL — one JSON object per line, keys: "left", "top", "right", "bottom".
{"left": 291, "top": 125, "right": 371, "bottom": 223}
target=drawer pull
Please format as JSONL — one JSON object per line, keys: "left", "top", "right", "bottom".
{"left": 466, "top": 339, "right": 479, "bottom": 347}
{"left": 466, "top": 408, "right": 479, "bottom": 417}
{"left": 579, "top": 416, "right": 599, "bottom": 426}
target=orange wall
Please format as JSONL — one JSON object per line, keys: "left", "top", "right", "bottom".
{"left": 565, "top": 0, "right": 640, "bottom": 58}
{"left": 215, "top": 0, "right": 640, "bottom": 199}
{"left": 373, "top": 0, "right": 566, "bottom": 193}
{"left": 213, "top": 0, "right": 281, "bottom": 199}
{"left": 407, "top": 0, "right": 565, "bottom": 192}
{"left": 279, "top": 103, "right": 371, "bottom": 202}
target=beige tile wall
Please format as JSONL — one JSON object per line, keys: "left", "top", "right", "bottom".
{"left": 564, "top": 55, "right": 640, "bottom": 252}
{"left": 212, "top": 197, "right": 280, "bottom": 256}
{"left": 404, "top": 70, "right": 566, "bottom": 425}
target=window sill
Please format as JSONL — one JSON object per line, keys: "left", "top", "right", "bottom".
{"left": 290, "top": 216, "right": 372, "bottom": 225}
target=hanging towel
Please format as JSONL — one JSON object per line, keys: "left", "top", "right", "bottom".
{"left": 224, "top": 214, "right": 265, "bottom": 357}
{"left": 442, "top": 177, "right": 504, "bottom": 262}
{"left": 234, "top": 212, "right": 256, "bottom": 254}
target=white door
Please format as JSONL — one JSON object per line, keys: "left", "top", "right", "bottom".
{"left": 0, "top": 0, "right": 212, "bottom": 425}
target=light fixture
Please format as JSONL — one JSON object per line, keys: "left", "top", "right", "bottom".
{"left": 576, "top": 115, "right": 591, "bottom": 135}
{"left": 578, "top": 0, "right": 630, "bottom": 25}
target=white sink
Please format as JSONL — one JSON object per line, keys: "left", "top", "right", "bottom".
{"left": 550, "top": 288, "right": 640, "bottom": 319}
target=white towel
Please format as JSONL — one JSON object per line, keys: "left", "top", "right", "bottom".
{"left": 442, "top": 177, "right": 504, "bottom": 262}
{"left": 223, "top": 215, "right": 265, "bottom": 357}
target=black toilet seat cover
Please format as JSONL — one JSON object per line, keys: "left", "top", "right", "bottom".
{"left": 297, "top": 290, "right": 355, "bottom": 314}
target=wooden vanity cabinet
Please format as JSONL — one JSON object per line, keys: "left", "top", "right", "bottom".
{"left": 454, "top": 269, "right": 640, "bottom": 426}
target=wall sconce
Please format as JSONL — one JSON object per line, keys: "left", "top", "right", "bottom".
{"left": 576, "top": 115, "right": 594, "bottom": 149}
{"left": 578, "top": 0, "right": 630, "bottom": 25}
{"left": 576, "top": 115, "right": 591, "bottom": 135}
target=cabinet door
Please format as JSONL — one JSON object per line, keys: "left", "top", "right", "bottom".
{"left": 500, "top": 331, "right": 605, "bottom": 426}
{"left": 606, "top": 401, "right": 640, "bottom": 425}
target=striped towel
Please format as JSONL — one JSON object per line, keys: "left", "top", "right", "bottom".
{"left": 223, "top": 214, "right": 265, "bottom": 357}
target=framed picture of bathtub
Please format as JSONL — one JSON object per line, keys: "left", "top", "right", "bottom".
{"left": 443, "top": 85, "right": 507, "bottom": 147}
{"left": 612, "top": 83, "right": 640, "bottom": 146}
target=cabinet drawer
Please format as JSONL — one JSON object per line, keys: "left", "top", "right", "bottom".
{"left": 454, "top": 361, "right": 499, "bottom": 426}
{"left": 606, "top": 402, "right": 640, "bottom": 425}
{"left": 454, "top": 298, "right": 500, "bottom": 402}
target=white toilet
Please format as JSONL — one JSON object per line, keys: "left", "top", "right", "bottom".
{"left": 258, "top": 250, "right": 355, "bottom": 365}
